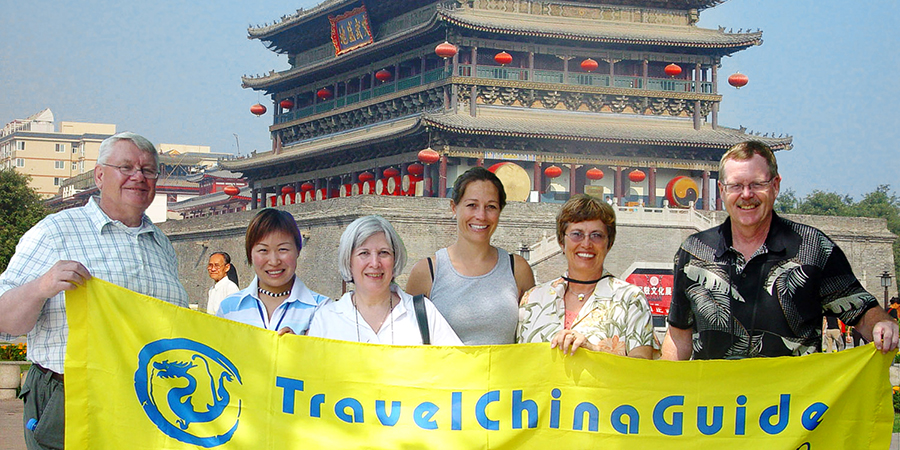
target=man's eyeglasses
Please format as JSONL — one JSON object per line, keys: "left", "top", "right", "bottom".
{"left": 565, "top": 231, "right": 607, "bottom": 244}
{"left": 207, "top": 263, "right": 225, "bottom": 270}
{"left": 720, "top": 178, "right": 774, "bottom": 194}
{"left": 101, "top": 163, "right": 159, "bottom": 179}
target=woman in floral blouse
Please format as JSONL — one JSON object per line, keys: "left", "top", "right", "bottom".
{"left": 517, "top": 195, "right": 653, "bottom": 358}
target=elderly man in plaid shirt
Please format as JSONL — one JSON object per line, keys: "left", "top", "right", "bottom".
{"left": 0, "top": 132, "right": 188, "bottom": 449}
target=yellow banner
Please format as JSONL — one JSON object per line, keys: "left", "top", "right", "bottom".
{"left": 66, "top": 278, "right": 894, "bottom": 449}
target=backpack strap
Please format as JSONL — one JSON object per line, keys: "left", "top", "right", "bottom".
{"left": 509, "top": 253, "right": 515, "bottom": 276}
{"left": 427, "top": 257, "right": 435, "bottom": 281}
{"left": 413, "top": 294, "right": 430, "bottom": 345}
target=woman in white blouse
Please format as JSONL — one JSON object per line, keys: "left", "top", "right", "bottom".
{"left": 308, "top": 215, "right": 461, "bottom": 346}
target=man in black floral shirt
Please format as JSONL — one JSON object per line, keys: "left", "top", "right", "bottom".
{"left": 662, "top": 141, "right": 898, "bottom": 360}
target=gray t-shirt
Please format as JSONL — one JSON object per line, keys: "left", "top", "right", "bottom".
{"left": 429, "top": 247, "right": 519, "bottom": 345}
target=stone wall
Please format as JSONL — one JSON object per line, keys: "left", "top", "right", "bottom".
{"left": 158, "top": 196, "right": 897, "bottom": 309}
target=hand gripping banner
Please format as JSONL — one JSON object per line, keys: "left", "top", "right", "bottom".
{"left": 65, "top": 278, "right": 894, "bottom": 449}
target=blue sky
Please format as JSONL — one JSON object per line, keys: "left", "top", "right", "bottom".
{"left": 2, "top": 0, "right": 897, "bottom": 199}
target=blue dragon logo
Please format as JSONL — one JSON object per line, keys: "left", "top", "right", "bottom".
{"left": 134, "top": 338, "right": 241, "bottom": 447}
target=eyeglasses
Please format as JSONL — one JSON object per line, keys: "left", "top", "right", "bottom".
{"left": 565, "top": 231, "right": 607, "bottom": 244}
{"left": 207, "top": 263, "right": 225, "bottom": 269}
{"left": 720, "top": 178, "right": 774, "bottom": 194}
{"left": 101, "top": 163, "right": 159, "bottom": 179}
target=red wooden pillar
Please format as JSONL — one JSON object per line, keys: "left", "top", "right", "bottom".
{"left": 614, "top": 167, "right": 623, "bottom": 204}
{"left": 438, "top": 155, "right": 448, "bottom": 198}
{"left": 648, "top": 167, "right": 657, "bottom": 207}
{"left": 533, "top": 161, "right": 542, "bottom": 193}
{"left": 569, "top": 163, "right": 577, "bottom": 196}
{"left": 702, "top": 171, "right": 711, "bottom": 210}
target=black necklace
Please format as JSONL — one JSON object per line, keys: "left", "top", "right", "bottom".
{"left": 563, "top": 273, "right": 611, "bottom": 284}
{"left": 259, "top": 287, "right": 291, "bottom": 297}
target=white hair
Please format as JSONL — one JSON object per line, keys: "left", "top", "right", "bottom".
{"left": 337, "top": 215, "right": 407, "bottom": 283}
{"left": 97, "top": 131, "right": 158, "bottom": 166}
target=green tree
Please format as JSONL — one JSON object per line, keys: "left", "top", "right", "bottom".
{"left": 774, "top": 188, "right": 799, "bottom": 214}
{"left": 794, "top": 190, "right": 853, "bottom": 216}
{"left": 0, "top": 169, "right": 48, "bottom": 272}
{"left": 786, "top": 185, "right": 900, "bottom": 280}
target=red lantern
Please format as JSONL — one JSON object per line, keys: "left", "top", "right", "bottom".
{"left": 628, "top": 169, "right": 646, "bottom": 183}
{"left": 358, "top": 171, "right": 375, "bottom": 182}
{"left": 407, "top": 163, "right": 424, "bottom": 176}
{"left": 728, "top": 72, "right": 749, "bottom": 89}
{"left": 383, "top": 167, "right": 400, "bottom": 178}
{"left": 585, "top": 167, "right": 604, "bottom": 181}
{"left": 250, "top": 103, "right": 266, "bottom": 116}
{"left": 300, "top": 182, "right": 315, "bottom": 192}
{"left": 418, "top": 148, "right": 440, "bottom": 164}
{"left": 223, "top": 185, "right": 240, "bottom": 196}
{"left": 375, "top": 69, "right": 392, "bottom": 82}
{"left": 279, "top": 99, "right": 294, "bottom": 110}
{"left": 435, "top": 42, "right": 458, "bottom": 59}
{"left": 316, "top": 88, "right": 332, "bottom": 100}
{"left": 281, "top": 185, "right": 295, "bottom": 195}
{"left": 544, "top": 165, "right": 562, "bottom": 179}
{"left": 664, "top": 63, "right": 682, "bottom": 77}
{"left": 494, "top": 51, "right": 512, "bottom": 66}
{"left": 580, "top": 58, "right": 599, "bottom": 73}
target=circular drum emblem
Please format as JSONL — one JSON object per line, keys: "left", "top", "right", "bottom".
{"left": 134, "top": 338, "right": 242, "bottom": 447}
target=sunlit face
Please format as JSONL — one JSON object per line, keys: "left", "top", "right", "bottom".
{"left": 94, "top": 139, "right": 158, "bottom": 227}
{"left": 350, "top": 232, "right": 395, "bottom": 296}
{"left": 720, "top": 154, "right": 780, "bottom": 234}
{"left": 207, "top": 254, "right": 230, "bottom": 282}
{"left": 250, "top": 231, "right": 299, "bottom": 292}
{"left": 563, "top": 220, "right": 610, "bottom": 278}
{"left": 451, "top": 180, "right": 501, "bottom": 244}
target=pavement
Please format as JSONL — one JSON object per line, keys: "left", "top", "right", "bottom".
{"left": 0, "top": 399, "right": 24, "bottom": 450}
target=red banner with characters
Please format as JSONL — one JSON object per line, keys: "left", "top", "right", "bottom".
{"left": 625, "top": 268, "right": 673, "bottom": 316}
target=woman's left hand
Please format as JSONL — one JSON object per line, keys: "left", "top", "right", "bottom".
{"left": 551, "top": 329, "right": 596, "bottom": 355}
{"left": 278, "top": 327, "right": 296, "bottom": 336}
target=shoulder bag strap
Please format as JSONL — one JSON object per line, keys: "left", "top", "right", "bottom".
{"left": 427, "top": 257, "right": 435, "bottom": 281}
{"left": 413, "top": 294, "right": 431, "bottom": 345}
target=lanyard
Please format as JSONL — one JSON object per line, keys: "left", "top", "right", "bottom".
{"left": 255, "top": 300, "right": 288, "bottom": 331}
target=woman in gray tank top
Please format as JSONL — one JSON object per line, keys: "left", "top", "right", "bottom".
{"left": 406, "top": 167, "right": 535, "bottom": 344}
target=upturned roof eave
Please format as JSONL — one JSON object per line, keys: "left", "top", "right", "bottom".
{"left": 437, "top": 9, "right": 762, "bottom": 52}
{"left": 242, "top": 17, "right": 439, "bottom": 92}
{"left": 421, "top": 112, "right": 792, "bottom": 151}
{"left": 220, "top": 116, "right": 424, "bottom": 171}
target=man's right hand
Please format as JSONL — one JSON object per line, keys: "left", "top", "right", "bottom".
{"left": 0, "top": 261, "right": 92, "bottom": 336}
{"left": 35, "top": 260, "right": 92, "bottom": 300}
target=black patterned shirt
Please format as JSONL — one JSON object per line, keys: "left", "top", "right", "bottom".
{"left": 668, "top": 213, "right": 877, "bottom": 359}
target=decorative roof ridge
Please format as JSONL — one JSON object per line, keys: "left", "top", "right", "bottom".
{"left": 420, "top": 109, "right": 793, "bottom": 150}
{"left": 437, "top": 8, "right": 763, "bottom": 48}
{"left": 247, "top": 0, "right": 357, "bottom": 40}
{"left": 242, "top": 14, "right": 439, "bottom": 89}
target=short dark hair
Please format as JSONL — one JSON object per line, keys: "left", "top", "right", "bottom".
{"left": 244, "top": 209, "right": 303, "bottom": 263}
{"left": 556, "top": 194, "right": 616, "bottom": 249}
{"left": 719, "top": 140, "right": 779, "bottom": 181}
{"left": 211, "top": 252, "right": 239, "bottom": 285}
{"left": 451, "top": 166, "right": 507, "bottom": 210}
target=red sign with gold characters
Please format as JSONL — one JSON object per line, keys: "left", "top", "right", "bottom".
{"left": 329, "top": 6, "right": 374, "bottom": 56}
{"left": 625, "top": 268, "right": 673, "bottom": 316}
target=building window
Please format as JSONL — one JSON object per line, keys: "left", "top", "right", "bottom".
{"left": 56, "top": 143, "right": 66, "bottom": 153}
{"left": 54, "top": 177, "right": 63, "bottom": 186}
{"left": 16, "top": 158, "right": 24, "bottom": 167}
{"left": 15, "top": 141, "right": 25, "bottom": 151}
{"left": 71, "top": 162, "right": 78, "bottom": 170}
{"left": 55, "top": 161, "right": 65, "bottom": 169}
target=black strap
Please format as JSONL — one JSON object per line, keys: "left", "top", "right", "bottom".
{"left": 427, "top": 257, "right": 435, "bottom": 281}
{"left": 509, "top": 253, "right": 515, "bottom": 276}
{"left": 413, "top": 294, "right": 430, "bottom": 345}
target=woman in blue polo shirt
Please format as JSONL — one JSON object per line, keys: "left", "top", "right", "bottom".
{"left": 217, "top": 208, "right": 327, "bottom": 334}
